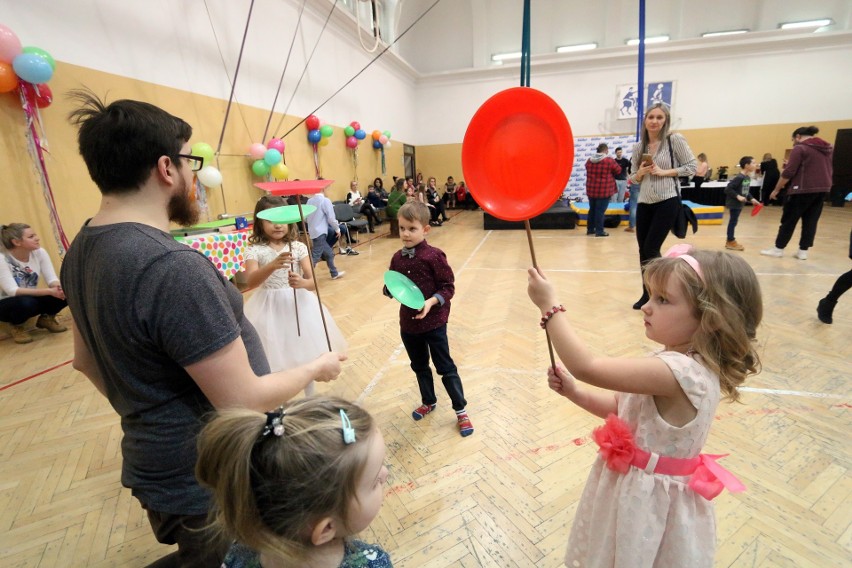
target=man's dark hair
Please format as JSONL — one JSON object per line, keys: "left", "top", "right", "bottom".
{"left": 596, "top": 143, "right": 608, "bottom": 153}
{"left": 615, "top": 147, "right": 622, "bottom": 152}
{"left": 67, "top": 89, "right": 193, "bottom": 194}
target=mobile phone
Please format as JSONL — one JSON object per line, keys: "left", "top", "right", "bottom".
{"left": 641, "top": 153, "right": 653, "bottom": 165}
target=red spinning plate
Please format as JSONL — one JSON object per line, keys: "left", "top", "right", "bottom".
{"left": 255, "top": 179, "right": 335, "bottom": 196}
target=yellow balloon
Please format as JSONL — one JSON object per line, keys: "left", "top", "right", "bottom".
{"left": 318, "top": 137, "right": 330, "bottom": 147}
{"left": 270, "top": 162, "right": 289, "bottom": 180}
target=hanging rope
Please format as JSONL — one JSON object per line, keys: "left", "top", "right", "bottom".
{"left": 213, "top": 0, "right": 255, "bottom": 156}
{"left": 275, "top": 0, "right": 442, "bottom": 140}
{"left": 271, "top": 0, "right": 341, "bottom": 138}
{"left": 261, "top": 0, "right": 308, "bottom": 142}
{"left": 356, "top": 0, "right": 382, "bottom": 53}
{"left": 636, "top": 0, "right": 646, "bottom": 141}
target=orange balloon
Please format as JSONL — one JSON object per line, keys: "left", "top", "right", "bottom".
{"left": 371, "top": 130, "right": 381, "bottom": 140}
{"left": 0, "top": 62, "right": 18, "bottom": 93}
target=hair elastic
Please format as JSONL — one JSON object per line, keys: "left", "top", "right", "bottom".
{"left": 340, "top": 409, "right": 356, "bottom": 445}
{"left": 663, "top": 244, "right": 705, "bottom": 284}
{"left": 261, "top": 407, "right": 286, "bottom": 438}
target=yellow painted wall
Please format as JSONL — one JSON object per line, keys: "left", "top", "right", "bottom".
{"left": 415, "top": 121, "right": 852, "bottom": 185}
{"left": 1, "top": 62, "right": 405, "bottom": 270}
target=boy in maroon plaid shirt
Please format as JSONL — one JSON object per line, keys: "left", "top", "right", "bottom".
{"left": 585, "top": 143, "right": 622, "bottom": 237}
{"left": 383, "top": 201, "right": 473, "bottom": 437}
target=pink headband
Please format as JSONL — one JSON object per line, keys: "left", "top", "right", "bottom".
{"left": 663, "top": 244, "right": 705, "bottom": 284}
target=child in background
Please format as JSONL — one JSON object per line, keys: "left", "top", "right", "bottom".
{"left": 243, "top": 195, "right": 346, "bottom": 396}
{"left": 724, "top": 156, "right": 760, "bottom": 251}
{"left": 528, "top": 245, "right": 762, "bottom": 567}
{"left": 196, "top": 396, "right": 392, "bottom": 568}
{"left": 384, "top": 202, "right": 473, "bottom": 437}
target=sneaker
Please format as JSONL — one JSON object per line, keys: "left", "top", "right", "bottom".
{"left": 624, "top": 227, "right": 635, "bottom": 232}
{"left": 725, "top": 240, "right": 745, "bottom": 251}
{"left": 346, "top": 249, "right": 360, "bottom": 256}
{"left": 817, "top": 297, "right": 836, "bottom": 324}
{"left": 794, "top": 249, "right": 808, "bottom": 260}
{"left": 760, "top": 247, "right": 783, "bottom": 257}
{"left": 36, "top": 314, "right": 67, "bottom": 333}
{"left": 595, "top": 232, "right": 610, "bottom": 237}
{"left": 10, "top": 325, "right": 33, "bottom": 344}
{"left": 331, "top": 271, "right": 346, "bottom": 280}
{"left": 412, "top": 403, "right": 436, "bottom": 421}
{"left": 457, "top": 413, "right": 474, "bottom": 437}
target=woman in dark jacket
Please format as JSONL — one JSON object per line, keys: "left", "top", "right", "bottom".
{"left": 760, "top": 126, "right": 834, "bottom": 260}
{"left": 759, "top": 152, "right": 780, "bottom": 205}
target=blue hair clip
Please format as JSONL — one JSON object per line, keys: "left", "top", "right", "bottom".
{"left": 340, "top": 409, "right": 356, "bottom": 445}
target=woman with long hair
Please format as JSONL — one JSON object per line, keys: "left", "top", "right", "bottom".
{"left": 627, "top": 103, "right": 697, "bottom": 309}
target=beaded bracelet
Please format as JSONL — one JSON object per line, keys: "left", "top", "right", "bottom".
{"left": 539, "top": 305, "right": 566, "bottom": 329}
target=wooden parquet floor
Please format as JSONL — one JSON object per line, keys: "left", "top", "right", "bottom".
{"left": 1, "top": 205, "right": 850, "bottom": 567}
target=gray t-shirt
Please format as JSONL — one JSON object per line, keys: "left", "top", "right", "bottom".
{"left": 61, "top": 222, "right": 270, "bottom": 515}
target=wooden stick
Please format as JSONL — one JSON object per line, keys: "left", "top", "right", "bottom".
{"left": 292, "top": 255, "right": 301, "bottom": 337}
{"left": 524, "top": 220, "right": 557, "bottom": 370}
{"left": 297, "top": 200, "right": 333, "bottom": 351}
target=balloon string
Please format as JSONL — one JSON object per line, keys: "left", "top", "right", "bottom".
{"left": 296, "top": 202, "right": 332, "bottom": 351}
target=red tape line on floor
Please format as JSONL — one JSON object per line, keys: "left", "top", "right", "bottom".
{"left": 0, "top": 359, "right": 73, "bottom": 391}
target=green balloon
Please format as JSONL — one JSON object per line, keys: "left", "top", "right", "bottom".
{"left": 382, "top": 130, "right": 391, "bottom": 139}
{"left": 320, "top": 124, "right": 334, "bottom": 138}
{"left": 22, "top": 46, "right": 56, "bottom": 71}
{"left": 252, "top": 159, "right": 270, "bottom": 177}
{"left": 344, "top": 125, "right": 355, "bottom": 137}
{"left": 191, "top": 142, "right": 215, "bottom": 164}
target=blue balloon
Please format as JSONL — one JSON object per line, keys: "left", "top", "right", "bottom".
{"left": 13, "top": 53, "right": 54, "bottom": 84}
{"left": 354, "top": 129, "right": 367, "bottom": 140}
{"left": 373, "top": 139, "right": 382, "bottom": 149}
{"left": 307, "top": 129, "right": 322, "bottom": 144}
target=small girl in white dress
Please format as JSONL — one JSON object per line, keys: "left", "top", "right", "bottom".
{"left": 243, "top": 196, "right": 347, "bottom": 396}
{"left": 527, "top": 245, "right": 762, "bottom": 568}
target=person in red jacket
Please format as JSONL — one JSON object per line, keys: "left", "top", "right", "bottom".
{"left": 585, "top": 143, "right": 622, "bottom": 237}
{"left": 761, "top": 126, "right": 834, "bottom": 260}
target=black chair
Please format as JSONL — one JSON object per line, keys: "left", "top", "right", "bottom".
{"left": 333, "top": 203, "right": 368, "bottom": 240}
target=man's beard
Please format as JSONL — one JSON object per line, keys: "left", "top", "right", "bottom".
{"left": 168, "top": 175, "right": 200, "bottom": 227}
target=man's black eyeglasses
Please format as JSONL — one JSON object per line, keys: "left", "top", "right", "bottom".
{"left": 177, "top": 154, "right": 205, "bottom": 172}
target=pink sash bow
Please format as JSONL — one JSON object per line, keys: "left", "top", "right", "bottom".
{"left": 592, "top": 414, "right": 746, "bottom": 501}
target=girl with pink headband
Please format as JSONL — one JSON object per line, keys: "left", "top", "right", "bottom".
{"left": 527, "top": 245, "right": 763, "bottom": 567}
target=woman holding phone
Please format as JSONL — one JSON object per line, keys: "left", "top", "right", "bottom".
{"left": 627, "top": 103, "right": 697, "bottom": 309}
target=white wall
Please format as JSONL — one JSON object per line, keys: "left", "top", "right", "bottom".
{"left": 413, "top": 30, "right": 852, "bottom": 144}
{"left": 0, "top": 0, "right": 421, "bottom": 143}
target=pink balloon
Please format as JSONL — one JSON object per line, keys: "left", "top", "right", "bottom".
{"left": 248, "top": 143, "right": 267, "bottom": 160}
{"left": 266, "top": 138, "right": 285, "bottom": 153}
{"left": 379, "top": 135, "right": 389, "bottom": 145}
{"left": 350, "top": 121, "right": 361, "bottom": 130}
{"left": 346, "top": 136, "right": 358, "bottom": 149}
{"left": 0, "top": 24, "right": 22, "bottom": 64}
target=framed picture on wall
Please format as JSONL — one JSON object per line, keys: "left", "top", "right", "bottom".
{"left": 616, "top": 85, "right": 639, "bottom": 120}
{"left": 646, "top": 81, "right": 674, "bottom": 108}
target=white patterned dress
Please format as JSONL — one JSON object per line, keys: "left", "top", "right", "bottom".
{"left": 243, "top": 241, "right": 346, "bottom": 377}
{"left": 565, "top": 351, "right": 721, "bottom": 568}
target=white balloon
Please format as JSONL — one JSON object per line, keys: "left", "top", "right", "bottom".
{"left": 197, "top": 165, "right": 223, "bottom": 188}
{"left": 384, "top": 141, "right": 392, "bottom": 149}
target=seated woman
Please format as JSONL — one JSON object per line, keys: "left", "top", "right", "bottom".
{"left": 1, "top": 223, "right": 68, "bottom": 344}
{"left": 345, "top": 181, "right": 381, "bottom": 232}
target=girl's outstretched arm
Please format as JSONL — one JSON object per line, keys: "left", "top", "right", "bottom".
{"left": 528, "top": 268, "right": 682, "bottom": 398}
{"left": 549, "top": 365, "right": 617, "bottom": 419}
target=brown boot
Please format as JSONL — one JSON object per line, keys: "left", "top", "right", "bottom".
{"left": 725, "top": 240, "right": 744, "bottom": 251}
{"left": 10, "top": 325, "right": 33, "bottom": 344}
{"left": 36, "top": 314, "right": 67, "bottom": 333}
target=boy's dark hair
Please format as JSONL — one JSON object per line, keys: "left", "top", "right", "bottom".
{"left": 615, "top": 147, "right": 622, "bottom": 152}
{"left": 596, "top": 143, "right": 608, "bottom": 153}
{"left": 67, "top": 89, "right": 193, "bottom": 195}
{"left": 398, "top": 201, "right": 431, "bottom": 226}
{"left": 739, "top": 156, "right": 754, "bottom": 169}
{"left": 792, "top": 125, "right": 819, "bottom": 138}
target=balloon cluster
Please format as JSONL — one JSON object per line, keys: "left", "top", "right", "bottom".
{"left": 189, "top": 142, "right": 225, "bottom": 188}
{"left": 247, "top": 138, "right": 288, "bottom": 179}
{"left": 305, "top": 114, "right": 333, "bottom": 147}
{"left": 0, "top": 24, "right": 55, "bottom": 107}
{"left": 372, "top": 129, "right": 392, "bottom": 150}
{"left": 344, "top": 120, "right": 367, "bottom": 149}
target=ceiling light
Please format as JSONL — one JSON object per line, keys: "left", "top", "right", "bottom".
{"left": 626, "top": 35, "right": 669, "bottom": 46}
{"left": 491, "top": 51, "right": 522, "bottom": 62}
{"left": 556, "top": 43, "right": 598, "bottom": 53}
{"left": 702, "top": 29, "right": 748, "bottom": 38}
{"left": 780, "top": 19, "right": 832, "bottom": 30}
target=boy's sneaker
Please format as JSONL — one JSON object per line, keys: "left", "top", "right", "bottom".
{"left": 456, "top": 412, "right": 474, "bottom": 437}
{"left": 411, "top": 403, "right": 436, "bottom": 421}
{"left": 345, "top": 248, "right": 359, "bottom": 256}
{"left": 36, "top": 314, "right": 67, "bottom": 333}
{"left": 331, "top": 271, "right": 346, "bottom": 280}
{"left": 725, "top": 240, "right": 744, "bottom": 251}
{"left": 760, "top": 247, "right": 783, "bottom": 257}
{"left": 794, "top": 249, "right": 808, "bottom": 260}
